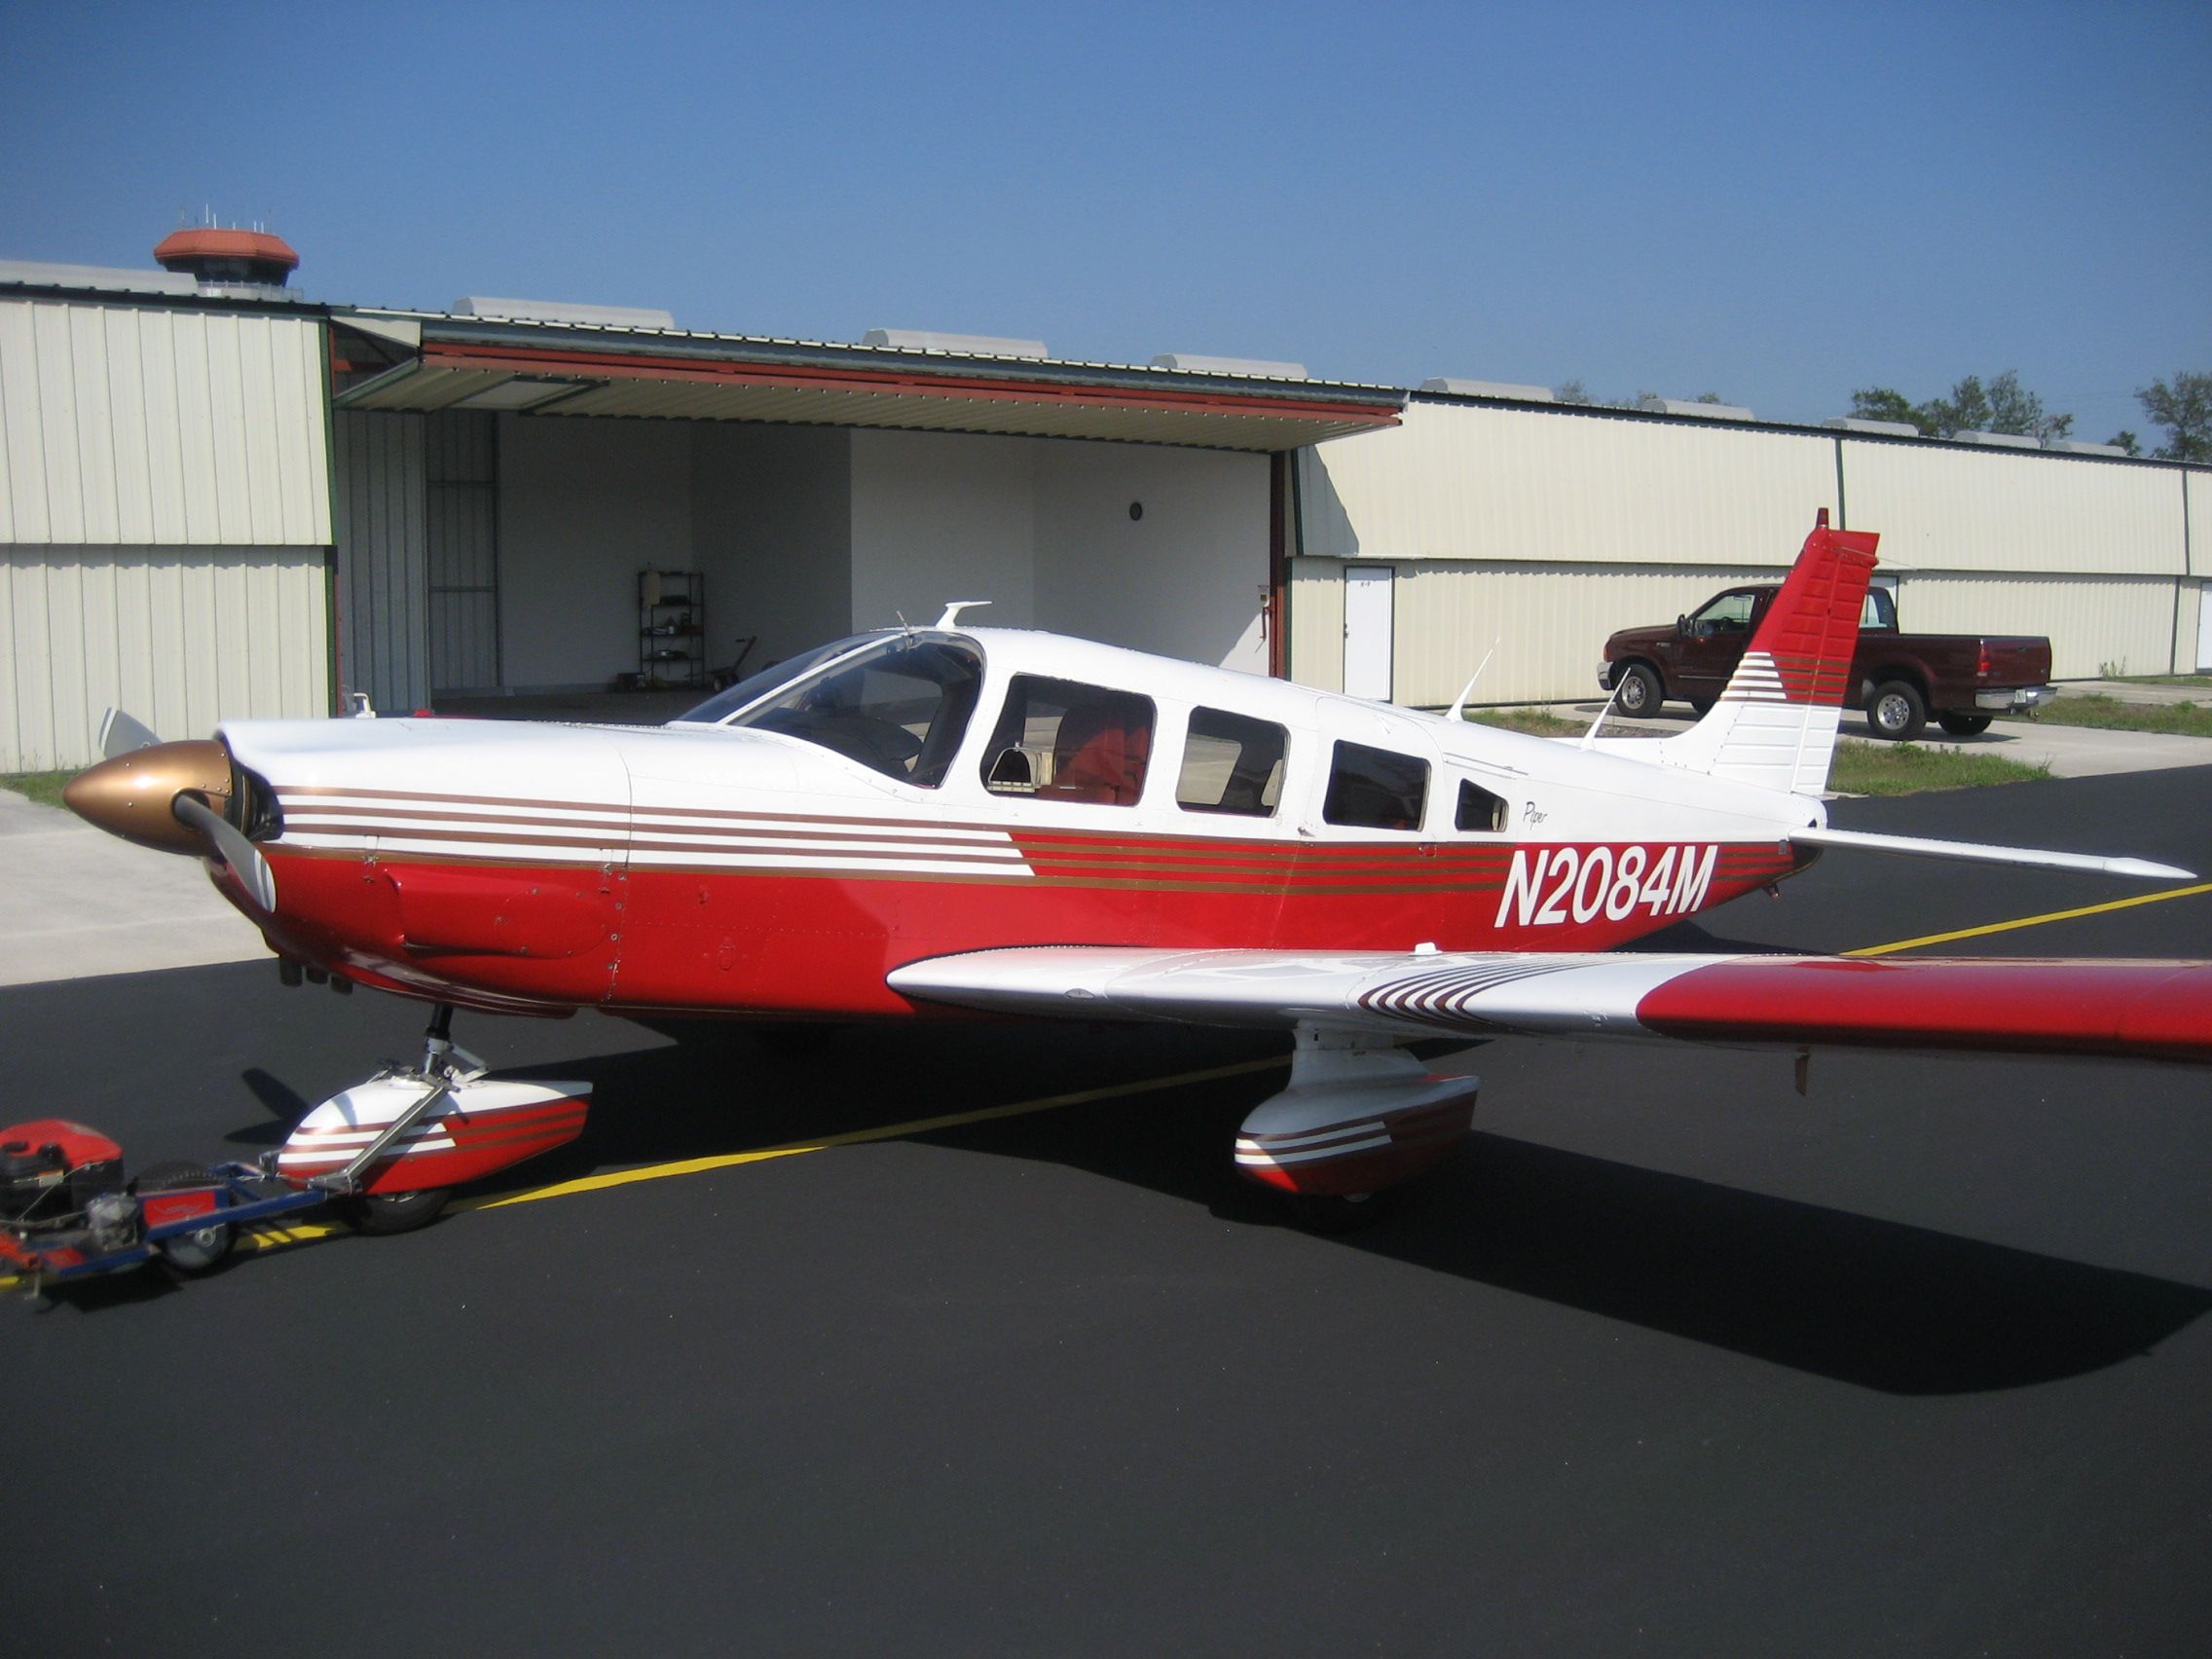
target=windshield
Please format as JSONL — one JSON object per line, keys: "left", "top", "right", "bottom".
{"left": 676, "top": 632, "right": 985, "bottom": 788}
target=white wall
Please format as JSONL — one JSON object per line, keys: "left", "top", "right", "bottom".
{"left": 1033, "top": 441, "right": 1270, "bottom": 672}
{"left": 1841, "top": 442, "right": 2185, "bottom": 575}
{"left": 848, "top": 430, "right": 1036, "bottom": 632}
{"left": 498, "top": 416, "right": 693, "bottom": 689}
{"left": 692, "top": 424, "right": 852, "bottom": 668}
{"left": 0, "top": 299, "right": 329, "bottom": 546}
{"left": 1303, "top": 401, "right": 1838, "bottom": 569}
{"left": 1, "top": 543, "right": 330, "bottom": 770}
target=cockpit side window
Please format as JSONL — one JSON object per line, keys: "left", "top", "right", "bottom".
{"left": 1176, "top": 708, "right": 1286, "bottom": 818}
{"left": 1456, "top": 778, "right": 1508, "bottom": 833}
{"left": 1322, "top": 741, "right": 1428, "bottom": 831}
{"left": 700, "top": 634, "right": 983, "bottom": 787}
{"left": 982, "top": 676, "right": 1156, "bottom": 806}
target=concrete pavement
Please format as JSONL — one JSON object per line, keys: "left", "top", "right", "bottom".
{"left": 0, "top": 787, "right": 266, "bottom": 986}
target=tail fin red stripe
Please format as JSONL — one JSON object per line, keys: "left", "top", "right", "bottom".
{"left": 1742, "top": 524, "right": 1880, "bottom": 705}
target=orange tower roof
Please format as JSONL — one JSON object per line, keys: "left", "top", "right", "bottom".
{"left": 153, "top": 228, "right": 300, "bottom": 277}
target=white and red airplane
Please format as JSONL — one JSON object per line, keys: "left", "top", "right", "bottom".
{"left": 61, "top": 515, "right": 2212, "bottom": 1229}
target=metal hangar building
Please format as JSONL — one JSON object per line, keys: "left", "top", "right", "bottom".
{"left": 1, "top": 235, "right": 2205, "bottom": 771}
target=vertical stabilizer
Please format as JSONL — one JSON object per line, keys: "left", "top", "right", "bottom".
{"left": 1659, "top": 515, "right": 1881, "bottom": 793}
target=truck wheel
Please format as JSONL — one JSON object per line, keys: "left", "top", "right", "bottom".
{"left": 135, "top": 1161, "right": 234, "bottom": 1273}
{"left": 1614, "top": 662, "right": 1663, "bottom": 718}
{"left": 1866, "top": 681, "right": 1927, "bottom": 742}
{"left": 1936, "top": 713, "right": 1993, "bottom": 736}
{"left": 334, "top": 1188, "right": 450, "bottom": 1235}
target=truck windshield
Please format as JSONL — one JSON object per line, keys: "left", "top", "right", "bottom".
{"left": 673, "top": 633, "right": 985, "bottom": 788}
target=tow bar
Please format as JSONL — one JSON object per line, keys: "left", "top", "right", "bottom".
{"left": 3, "top": 1014, "right": 590, "bottom": 1297}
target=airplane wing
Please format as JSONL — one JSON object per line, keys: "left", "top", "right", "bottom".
{"left": 888, "top": 947, "right": 2212, "bottom": 1063}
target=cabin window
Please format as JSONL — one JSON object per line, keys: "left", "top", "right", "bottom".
{"left": 1175, "top": 708, "right": 1286, "bottom": 818}
{"left": 1322, "top": 741, "right": 1428, "bottom": 831}
{"left": 1456, "top": 779, "right": 1508, "bottom": 832}
{"left": 703, "top": 633, "right": 984, "bottom": 787}
{"left": 982, "top": 676, "right": 1156, "bottom": 806}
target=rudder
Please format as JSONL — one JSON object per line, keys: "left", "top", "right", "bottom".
{"left": 1660, "top": 512, "right": 1880, "bottom": 793}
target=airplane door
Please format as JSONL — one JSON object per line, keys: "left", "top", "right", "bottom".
{"left": 1344, "top": 565, "right": 1395, "bottom": 702}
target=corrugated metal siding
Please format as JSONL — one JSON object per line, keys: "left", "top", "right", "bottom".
{"left": 424, "top": 411, "right": 499, "bottom": 692}
{"left": 1840, "top": 441, "right": 2184, "bottom": 575}
{"left": 2173, "top": 581, "right": 2202, "bottom": 673}
{"left": 1286, "top": 556, "right": 1346, "bottom": 691}
{"left": 2189, "top": 469, "right": 2210, "bottom": 576}
{"left": 1301, "top": 402, "right": 1837, "bottom": 567}
{"left": 1385, "top": 562, "right": 1776, "bottom": 706}
{"left": 1893, "top": 573, "right": 2176, "bottom": 680}
{"left": 332, "top": 411, "right": 430, "bottom": 714}
{"left": 0, "top": 299, "right": 330, "bottom": 547}
{"left": 0, "top": 543, "right": 330, "bottom": 771}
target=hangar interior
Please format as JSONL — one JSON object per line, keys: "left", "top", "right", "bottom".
{"left": 334, "top": 406, "right": 1281, "bottom": 712}
{"left": 320, "top": 310, "right": 1392, "bottom": 717}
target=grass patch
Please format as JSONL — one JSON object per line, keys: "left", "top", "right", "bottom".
{"left": 1828, "top": 743, "right": 2050, "bottom": 795}
{"left": 1463, "top": 707, "right": 1588, "bottom": 738}
{"left": 0, "top": 770, "right": 72, "bottom": 809}
{"left": 2003, "top": 694, "right": 2212, "bottom": 737}
{"left": 2126, "top": 675, "right": 2212, "bottom": 688}
{"left": 1461, "top": 711, "right": 2046, "bottom": 795}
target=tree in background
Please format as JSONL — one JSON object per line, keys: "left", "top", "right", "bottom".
{"left": 2137, "top": 372, "right": 2211, "bottom": 462}
{"left": 1849, "top": 372, "right": 2073, "bottom": 442}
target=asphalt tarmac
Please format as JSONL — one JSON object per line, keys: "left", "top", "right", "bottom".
{"left": 11, "top": 768, "right": 2212, "bottom": 1656}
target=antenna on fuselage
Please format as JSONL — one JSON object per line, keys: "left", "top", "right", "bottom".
{"left": 1580, "top": 678, "right": 1626, "bottom": 749}
{"left": 1445, "top": 639, "right": 1500, "bottom": 721}
{"left": 936, "top": 600, "right": 992, "bottom": 629}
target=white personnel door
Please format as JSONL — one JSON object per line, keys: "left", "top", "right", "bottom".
{"left": 1343, "top": 565, "right": 1395, "bottom": 702}
{"left": 2197, "top": 582, "right": 2212, "bottom": 672}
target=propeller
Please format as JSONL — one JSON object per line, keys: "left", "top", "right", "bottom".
{"left": 172, "top": 791, "right": 278, "bottom": 913}
{"left": 98, "top": 707, "right": 163, "bottom": 758}
{"left": 64, "top": 709, "right": 278, "bottom": 915}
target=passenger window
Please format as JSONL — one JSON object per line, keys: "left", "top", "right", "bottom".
{"left": 981, "top": 676, "right": 1156, "bottom": 806}
{"left": 1323, "top": 741, "right": 1428, "bottom": 831}
{"left": 1456, "top": 779, "right": 1507, "bottom": 832}
{"left": 1176, "top": 708, "right": 1286, "bottom": 818}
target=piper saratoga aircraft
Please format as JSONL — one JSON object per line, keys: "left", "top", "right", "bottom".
{"left": 62, "top": 515, "right": 2212, "bottom": 1227}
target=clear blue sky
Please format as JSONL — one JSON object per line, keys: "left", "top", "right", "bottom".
{"left": 4, "top": 0, "right": 2205, "bottom": 432}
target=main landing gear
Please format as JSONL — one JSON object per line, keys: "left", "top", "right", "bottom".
{"left": 1234, "top": 1025, "right": 1482, "bottom": 1234}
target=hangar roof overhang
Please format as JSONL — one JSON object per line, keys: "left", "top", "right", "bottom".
{"left": 330, "top": 312, "right": 1403, "bottom": 453}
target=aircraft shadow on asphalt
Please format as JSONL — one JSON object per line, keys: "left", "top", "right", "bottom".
{"left": 369, "top": 1016, "right": 2212, "bottom": 1400}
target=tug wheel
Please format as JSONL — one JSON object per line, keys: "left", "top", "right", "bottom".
{"left": 1283, "top": 1190, "right": 1400, "bottom": 1235}
{"left": 134, "top": 1161, "right": 235, "bottom": 1273}
{"left": 335, "top": 1187, "right": 451, "bottom": 1235}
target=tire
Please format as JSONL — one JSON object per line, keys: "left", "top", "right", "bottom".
{"left": 335, "top": 1187, "right": 450, "bottom": 1235}
{"left": 1613, "top": 662, "right": 1664, "bottom": 719}
{"left": 134, "top": 1161, "right": 234, "bottom": 1273}
{"left": 1284, "top": 1189, "right": 1400, "bottom": 1235}
{"left": 1865, "top": 680, "right": 1928, "bottom": 742}
{"left": 1687, "top": 698, "right": 1715, "bottom": 718}
{"left": 1936, "top": 713, "right": 1993, "bottom": 736}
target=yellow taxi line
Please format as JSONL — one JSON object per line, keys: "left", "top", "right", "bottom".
{"left": 18, "top": 882, "right": 2210, "bottom": 1291}
{"left": 1842, "top": 881, "right": 2212, "bottom": 958}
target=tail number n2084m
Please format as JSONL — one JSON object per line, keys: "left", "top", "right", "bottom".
{"left": 1495, "top": 844, "right": 1717, "bottom": 928}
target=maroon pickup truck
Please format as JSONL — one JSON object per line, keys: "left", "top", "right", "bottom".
{"left": 1599, "top": 584, "right": 2054, "bottom": 741}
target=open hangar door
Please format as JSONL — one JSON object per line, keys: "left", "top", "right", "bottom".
{"left": 329, "top": 314, "right": 1399, "bottom": 712}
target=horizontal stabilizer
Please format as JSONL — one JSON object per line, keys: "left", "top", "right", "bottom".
{"left": 1791, "top": 825, "right": 2194, "bottom": 882}
{"left": 890, "top": 946, "right": 2212, "bottom": 1063}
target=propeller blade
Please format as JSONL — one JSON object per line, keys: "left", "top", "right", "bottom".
{"left": 98, "top": 708, "right": 163, "bottom": 758}
{"left": 172, "top": 793, "right": 278, "bottom": 914}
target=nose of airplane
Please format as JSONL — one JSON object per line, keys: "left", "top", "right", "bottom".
{"left": 61, "top": 740, "right": 235, "bottom": 854}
